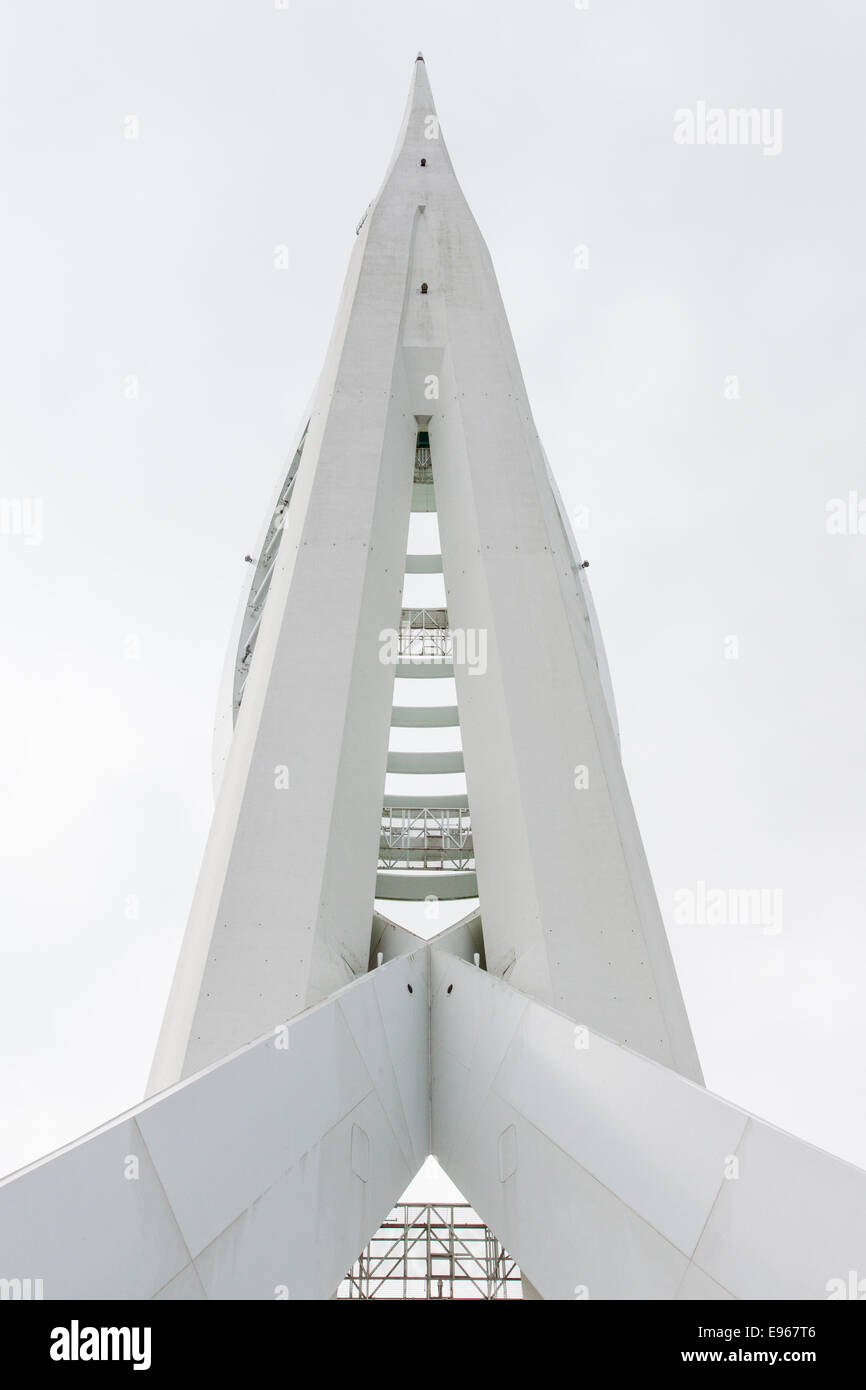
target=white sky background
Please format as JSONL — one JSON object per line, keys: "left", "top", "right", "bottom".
{"left": 1, "top": 0, "right": 865, "bottom": 1190}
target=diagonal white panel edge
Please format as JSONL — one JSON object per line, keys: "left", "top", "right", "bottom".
{"left": 0, "top": 954, "right": 428, "bottom": 1300}
{"left": 3, "top": 944, "right": 864, "bottom": 1300}
{"left": 430, "top": 950, "right": 866, "bottom": 1301}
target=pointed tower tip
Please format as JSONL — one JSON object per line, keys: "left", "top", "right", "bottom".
{"left": 380, "top": 52, "right": 440, "bottom": 179}
{"left": 408, "top": 49, "right": 435, "bottom": 116}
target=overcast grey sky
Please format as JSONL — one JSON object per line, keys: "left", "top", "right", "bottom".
{"left": 1, "top": 0, "right": 865, "bottom": 1188}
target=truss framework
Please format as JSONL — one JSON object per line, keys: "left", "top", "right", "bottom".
{"left": 338, "top": 1203, "right": 522, "bottom": 1300}
{"left": 379, "top": 806, "right": 474, "bottom": 871}
{"left": 397, "top": 609, "right": 452, "bottom": 659}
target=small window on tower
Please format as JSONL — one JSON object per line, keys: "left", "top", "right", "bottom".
{"left": 420, "top": 158, "right": 427, "bottom": 167}
{"left": 420, "top": 282, "right": 428, "bottom": 294}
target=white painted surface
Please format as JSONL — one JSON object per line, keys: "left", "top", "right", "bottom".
{"left": 431, "top": 952, "right": 866, "bottom": 1301}
{"left": 146, "top": 80, "right": 424, "bottom": 1088}
{"left": 0, "top": 955, "right": 427, "bottom": 1300}
{"left": 0, "top": 1117, "right": 189, "bottom": 1301}
{"left": 425, "top": 186, "right": 702, "bottom": 1077}
{"left": 149, "top": 56, "right": 701, "bottom": 1094}
{"left": 2, "top": 945, "right": 864, "bottom": 1299}
{"left": 8, "top": 53, "right": 832, "bottom": 1304}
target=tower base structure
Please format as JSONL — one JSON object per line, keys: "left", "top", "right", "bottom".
{"left": 1, "top": 934, "right": 864, "bottom": 1300}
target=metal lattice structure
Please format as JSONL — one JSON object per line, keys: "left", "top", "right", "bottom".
{"left": 338, "top": 1204, "right": 522, "bottom": 1300}
{"left": 379, "top": 807, "right": 474, "bottom": 870}
{"left": 397, "top": 608, "right": 452, "bottom": 659}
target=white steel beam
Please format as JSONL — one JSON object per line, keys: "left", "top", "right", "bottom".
{"left": 404, "top": 554, "right": 443, "bottom": 573}
{"left": 375, "top": 871, "right": 478, "bottom": 901}
{"left": 386, "top": 751, "right": 465, "bottom": 774}
{"left": 4, "top": 946, "right": 864, "bottom": 1301}
{"left": 390, "top": 705, "right": 460, "bottom": 727}
{"left": 430, "top": 951, "right": 866, "bottom": 1301}
{"left": 383, "top": 793, "right": 469, "bottom": 810}
{"left": 0, "top": 956, "right": 428, "bottom": 1300}
{"left": 148, "top": 64, "right": 444, "bottom": 1092}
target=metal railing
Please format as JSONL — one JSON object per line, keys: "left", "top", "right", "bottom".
{"left": 338, "top": 1204, "right": 522, "bottom": 1300}
{"left": 398, "top": 608, "right": 450, "bottom": 659}
{"left": 379, "top": 807, "right": 473, "bottom": 871}
{"left": 401, "top": 608, "right": 447, "bottom": 629}
{"left": 414, "top": 445, "right": 432, "bottom": 482}
{"left": 381, "top": 805, "right": 470, "bottom": 847}
{"left": 233, "top": 423, "right": 309, "bottom": 718}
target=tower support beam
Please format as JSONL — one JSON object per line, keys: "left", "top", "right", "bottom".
{"left": 430, "top": 952, "right": 866, "bottom": 1300}
{"left": 3, "top": 948, "right": 866, "bottom": 1299}
{"left": 0, "top": 954, "right": 428, "bottom": 1301}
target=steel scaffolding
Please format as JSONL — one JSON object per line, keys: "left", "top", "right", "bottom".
{"left": 337, "top": 1203, "right": 522, "bottom": 1299}
{"left": 379, "top": 806, "right": 474, "bottom": 870}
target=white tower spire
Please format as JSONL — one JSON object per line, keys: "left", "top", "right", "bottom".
{"left": 148, "top": 55, "right": 701, "bottom": 1094}
{"left": 3, "top": 60, "right": 865, "bottom": 1305}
